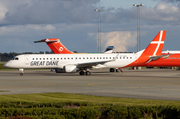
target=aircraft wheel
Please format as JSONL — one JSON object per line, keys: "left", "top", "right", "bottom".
{"left": 20, "top": 73, "right": 23, "bottom": 76}
{"left": 86, "top": 71, "right": 91, "bottom": 76}
{"left": 110, "top": 68, "right": 115, "bottom": 72}
{"left": 79, "top": 71, "right": 85, "bottom": 75}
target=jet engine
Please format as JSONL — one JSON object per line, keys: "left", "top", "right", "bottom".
{"left": 63, "top": 65, "right": 77, "bottom": 73}
{"left": 55, "top": 68, "right": 64, "bottom": 73}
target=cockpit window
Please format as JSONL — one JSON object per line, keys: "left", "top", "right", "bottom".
{"left": 15, "top": 57, "right": 19, "bottom": 60}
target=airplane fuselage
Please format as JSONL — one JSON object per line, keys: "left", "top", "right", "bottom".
{"left": 4, "top": 53, "right": 143, "bottom": 69}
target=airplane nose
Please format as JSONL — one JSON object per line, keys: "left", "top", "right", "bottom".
{"left": 3, "top": 62, "right": 10, "bottom": 68}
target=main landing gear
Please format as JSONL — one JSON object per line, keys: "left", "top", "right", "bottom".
{"left": 19, "top": 69, "right": 24, "bottom": 76}
{"left": 79, "top": 70, "right": 91, "bottom": 76}
{"left": 110, "top": 68, "right": 123, "bottom": 73}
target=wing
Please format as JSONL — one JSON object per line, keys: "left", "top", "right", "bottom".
{"left": 69, "top": 54, "right": 119, "bottom": 68}
{"left": 77, "top": 60, "right": 108, "bottom": 68}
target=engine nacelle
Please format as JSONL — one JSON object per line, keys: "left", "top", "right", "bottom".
{"left": 55, "top": 68, "right": 64, "bottom": 73}
{"left": 63, "top": 65, "right": 77, "bottom": 73}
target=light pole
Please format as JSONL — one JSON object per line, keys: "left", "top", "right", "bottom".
{"left": 133, "top": 4, "right": 143, "bottom": 52}
{"left": 95, "top": 9, "right": 103, "bottom": 53}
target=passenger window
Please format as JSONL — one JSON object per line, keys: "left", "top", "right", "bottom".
{"left": 43, "top": 58, "right": 45, "bottom": 60}
{"left": 71, "top": 58, "right": 73, "bottom": 59}
{"left": 32, "top": 58, "right": 34, "bottom": 60}
{"left": 57, "top": 58, "right": 59, "bottom": 60}
{"left": 109, "top": 57, "right": 111, "bottom": 59}
{"left": 47, "top": 58, "right": 48, "bottom": 60}
{"left": 50, "top": 58, "right": 52, "bottom": 60}
{"left": 40, "top": 58, "right": 41, "bottom": 60}
{"left": 54, "top": 58, "right": 56, "bottom": 60}
{"left": 36, "top": 58, "right": 38, "bottom": 60}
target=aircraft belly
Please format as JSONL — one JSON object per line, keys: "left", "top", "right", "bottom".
{"left": 105, "top": 60, "right": 134, "bottom": 68}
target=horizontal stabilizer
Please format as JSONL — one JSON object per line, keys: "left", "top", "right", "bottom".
{"left": 34, "top": 39, "right": 59, "bottom": 43}
{"left": 146, "top": 54, "right": 170, "bottom": 63}
{"left": 150, "top": 54, "right": 170, "bottom": 60}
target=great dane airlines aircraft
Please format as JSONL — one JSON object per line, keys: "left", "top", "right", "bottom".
{"left": 34, "top": 38, "right": 114, "bottom": 73}
{"left": 34, "top": 38, "right": 114, "bottom": 54}
{"left": 4, "top": 30, "right": 166, "bottom": 76}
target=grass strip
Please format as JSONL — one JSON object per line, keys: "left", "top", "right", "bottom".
{"left": 0, "top": 92, "right": 180, "bottom": 106}
{"left": 0, "top": 90, "right": 10, "bottom": 92}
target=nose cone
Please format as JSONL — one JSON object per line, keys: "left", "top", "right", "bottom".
{"left": 3, "top": 62, "right": 11, "bottom": 68}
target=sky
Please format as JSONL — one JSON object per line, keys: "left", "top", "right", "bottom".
{"left": 0, "top": 0, "right": 180, "bottom": 53}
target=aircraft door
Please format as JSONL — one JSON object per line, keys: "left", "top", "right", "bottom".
{"left": 25, "top": 55, "right": 29, "bottom": 65}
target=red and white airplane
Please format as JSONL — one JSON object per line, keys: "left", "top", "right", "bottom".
{"left": 4, "top": 30, "right": 166, "bottom": 76}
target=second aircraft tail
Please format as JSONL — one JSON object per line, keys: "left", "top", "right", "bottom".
{"left": 34, "top": 38, "right": 73, "bottom": 54}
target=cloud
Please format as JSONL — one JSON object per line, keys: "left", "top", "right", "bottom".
{"left": 0, "top": 0, "right": 180, "bottom": 53}
{"left": 163, "top": 0, "right": 180, "bottom": 3}
{"left": 0, "top": 0, "right": 100, "bottom": 25}
{"left": 0, "top": 24, "right": 56, "bottom": 37}
{"left": 100, "top": 1, "right": 180, "bottom": 27}
{"left": 142, "top": 1, "right": 180, "bottom": 21}
{"left": 101, "top": 31, "right": 136, "bottom": 52}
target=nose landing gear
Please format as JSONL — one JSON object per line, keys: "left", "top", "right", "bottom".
{"left": 19, "top": 69, "right": 24, "bottom": 76}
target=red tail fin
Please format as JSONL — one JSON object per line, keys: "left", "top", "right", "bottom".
{"left": 141, "top": 30, "right": 166, "bottom": 56}
{"left": 34, "top": 38, "right": 73, "bottom": 54}
{"left": 126, "top": 30, "right": 166, "bottom": 67}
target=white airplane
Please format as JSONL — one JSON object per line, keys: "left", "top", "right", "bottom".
{"left": 4, "top": 30, "right": 166, "bottom": 76}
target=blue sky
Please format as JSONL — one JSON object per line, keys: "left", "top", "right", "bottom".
{"left": 0, "top": 0, "right": 180, "bottom": 53}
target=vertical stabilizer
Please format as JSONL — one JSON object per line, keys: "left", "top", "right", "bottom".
{"left": 34, "top": 38, "right": 73, "bottom": 54}
{"left": 126, "top": 30, "right": 166, "bottom": 67}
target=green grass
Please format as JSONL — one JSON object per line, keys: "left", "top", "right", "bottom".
{"left": 0, "top": 92, "right": 180, "bottom": 106}
{"left": 0, "top": 90, "right": 10, "bottom": 92}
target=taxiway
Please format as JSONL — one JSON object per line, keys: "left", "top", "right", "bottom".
{"left": 0, "top": 68, "right": 180, "bottom": 100}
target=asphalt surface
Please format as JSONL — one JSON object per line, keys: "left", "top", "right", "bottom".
{"left": 0, "top": 68, "right": 180, "bottom": 100}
